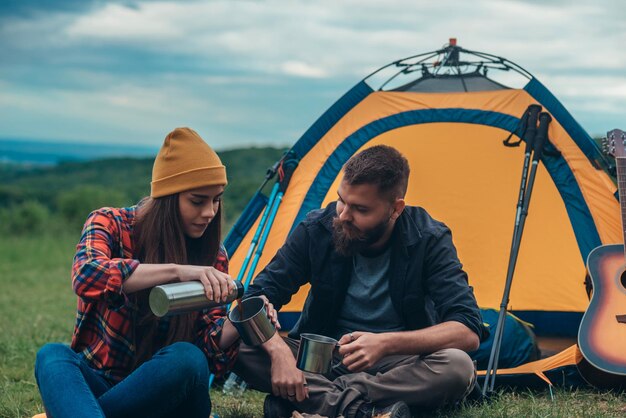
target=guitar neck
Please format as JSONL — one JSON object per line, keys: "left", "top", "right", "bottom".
{"left": 616, "top": 157, "right": 626, "bottom": 256}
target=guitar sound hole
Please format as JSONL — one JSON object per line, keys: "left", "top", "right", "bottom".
{"left": 622, "top": 270, "right": 626, "bottom": 290}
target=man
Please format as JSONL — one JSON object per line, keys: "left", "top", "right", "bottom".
{"left": 234, "top": 145, "right": 486, "bottom": 418}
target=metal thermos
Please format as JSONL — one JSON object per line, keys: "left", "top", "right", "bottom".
{"left": 149, "top": 280, "right": 244, "bottom": 317}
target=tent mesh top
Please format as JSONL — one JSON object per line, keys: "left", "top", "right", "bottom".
{"left": 392, "top": 72, "right": 510, "bottom": 93}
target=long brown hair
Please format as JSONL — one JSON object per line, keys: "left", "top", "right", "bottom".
{"left": 131, "top": 194, "right": 222, "bottom": 368}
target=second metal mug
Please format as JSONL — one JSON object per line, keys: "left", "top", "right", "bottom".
{"left": 296, "top": 333, "right": 342, "bottom": 374}
{"left": 228, "top": 296, "right": 276, "bottom": 346}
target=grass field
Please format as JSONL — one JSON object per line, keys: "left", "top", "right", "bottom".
{"left": 1, "top": 233, "right": 625, "bottom": 417}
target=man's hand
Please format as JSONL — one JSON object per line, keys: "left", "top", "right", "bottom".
{"left": 263, "top": 334, "right": 308, "bottom": 402}
{"left": 269, "top": 347, "right": 308, "bottom": 402}
{"left": 337, "top": 331, "right": 388, "bottom": 372}
{"left": 258, "top": 295, "right": 281, "bottom": 330}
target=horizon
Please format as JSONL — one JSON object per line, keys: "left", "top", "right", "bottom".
{"left": 0, "top": 136, "right": 289, "bottom": 151}
{"left": 0, "top": 137, "right": 288, "bottom": 166}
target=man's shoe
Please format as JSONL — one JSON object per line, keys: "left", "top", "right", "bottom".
{"left": 356, "top": 400, "right": 411, "bottom": 418}
{"left": 263, "top": 395, "right": 295, "bottom": 418}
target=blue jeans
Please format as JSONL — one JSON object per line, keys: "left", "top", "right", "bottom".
{"left": 35, "top": 341, "right": 211, "bottom": 418}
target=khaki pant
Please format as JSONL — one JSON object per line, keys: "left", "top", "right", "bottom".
{"left": 233, "top": 337, "right": 475, "bottom": 418}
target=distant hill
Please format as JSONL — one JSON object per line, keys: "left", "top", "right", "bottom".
{"left": 0, "top": 138, "right": 158, "bottom": 165}
{"left": 0, "top": 146, "right": 286, "bottom": 230}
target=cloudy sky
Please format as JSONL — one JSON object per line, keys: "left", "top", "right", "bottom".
{"left": 1, "top": 0, "right": 625, "bottom": 150}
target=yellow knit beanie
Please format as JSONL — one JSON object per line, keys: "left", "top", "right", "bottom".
{"left": 151, "top": 127, "right": 227, "bottom": 198}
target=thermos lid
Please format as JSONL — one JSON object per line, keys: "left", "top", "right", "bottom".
{"left": 234, "top": 280, "right": 245, "bottom": 298}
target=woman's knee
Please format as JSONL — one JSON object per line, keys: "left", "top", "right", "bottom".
{"left": 161, "top": 342, "right": 209, "bottom": 383}
{"left": 35, "top": 343, "right": 76, "bottom": 377}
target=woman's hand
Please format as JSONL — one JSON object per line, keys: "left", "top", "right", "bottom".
{"left": 176, "top": 265, "right": 235, "bottom": 302}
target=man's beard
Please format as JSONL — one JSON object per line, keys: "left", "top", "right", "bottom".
{"left": 332, "top": 216, "right": 390, "bottom": 257}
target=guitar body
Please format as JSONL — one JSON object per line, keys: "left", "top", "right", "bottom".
{"left": 578, "top": 244, "right": 626, "bottom": 389}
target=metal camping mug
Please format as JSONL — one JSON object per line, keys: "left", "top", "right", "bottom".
{"left": 296, "top": 333, "right": 342, "bottom": 374}
{"left": 228, "top": 296, "right": 276, "bottom": 346}
{"left": 149, "top": 280, "right": 244, "bottom": 317}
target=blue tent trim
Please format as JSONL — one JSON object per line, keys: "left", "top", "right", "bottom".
{"left": 292, "top": 81, "right": 374, "bottom": 159}
{"left": 524, "top": 78, "right": 602, "bottom": 165}
{"left": 293, "top": 108, "right": 519, "bottom": 228}
{"left": 225, "top": 82, "right": 372, "bottom": 257}
{"left": 228, "top": 86, "right": 600, "bottom": 339}
{"left": 290, "top": 108, "right": 600, "bottom": 272}
{"left": 540, "top": 152, "right": 602, "bottom": 261}
{"left": 524, "top": 78, "right": 604, "bottom": 260}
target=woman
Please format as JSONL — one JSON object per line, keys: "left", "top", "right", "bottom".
{"left": 35, "top": 127, "right": 273, "bottom": 417}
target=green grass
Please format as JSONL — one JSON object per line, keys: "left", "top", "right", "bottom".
{"left": 1, "top": 233, "right": 625, "bottom": 417}
{"left": 211, "top": 387, "right": 626, "bottom": 417}
{"left": 0, "top": 233, "right": 77, "bottom": 417}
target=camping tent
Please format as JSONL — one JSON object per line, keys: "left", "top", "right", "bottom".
{"left": 225, "top": 41, "right": 620, "bottom": 366}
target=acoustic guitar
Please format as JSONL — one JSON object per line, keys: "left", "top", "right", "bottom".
{"left": 577, "top": 128, "right": 626, "bottom": 390}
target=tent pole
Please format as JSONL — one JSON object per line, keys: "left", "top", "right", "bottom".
{"left": 208, "top": 183, "right": 281, "bottom": 390}
{"left": 209, "top": 157, "right": 290, "bottom": 390}
{"left": 236, "top": 183, "right": 281, "bottom": 285}
{"left": 483, "top": 110, "right": 550, "bottom": 395}
{"left": 244, "top": 191, "right": 284, "bottom": 289}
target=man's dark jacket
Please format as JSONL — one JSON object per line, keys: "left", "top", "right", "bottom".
{"left": 248, "top": 202, "right": 486, "bottom": 341}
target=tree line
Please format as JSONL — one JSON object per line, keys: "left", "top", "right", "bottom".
{"left": 0, "top": 147, "right": 285, "bottom": 236}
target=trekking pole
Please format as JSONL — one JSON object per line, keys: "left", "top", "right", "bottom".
{"left": 482, "top": 110, "right": 550, "bottom": 395}
{"left": 510, "top": 105, "right": 542, "bottom": 243}
{"left": 482, "top": 105, "right": 540, "bottom": 394}
{"left": 482, "top": 104, "right": 541, "bottom": 394}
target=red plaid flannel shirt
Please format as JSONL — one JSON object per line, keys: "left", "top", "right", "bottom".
{"left": 71, "top": 206, "right": 238, "bottom": 382}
